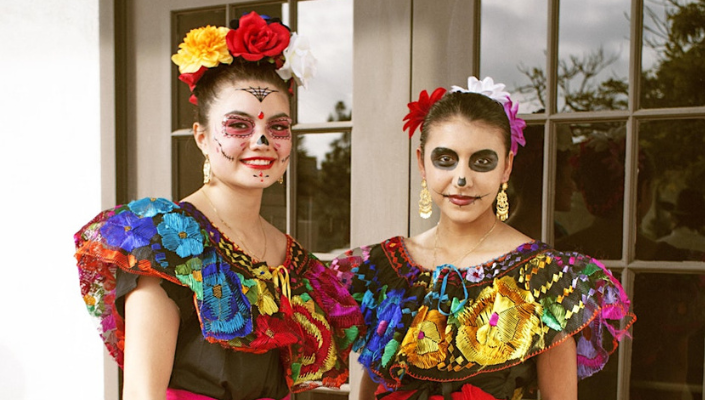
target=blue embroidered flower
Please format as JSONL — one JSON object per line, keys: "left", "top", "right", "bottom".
{"left": 359, "top": 289, "right": 415, "bottom": 369}
{"left": 128, "top": 197, "right": 177, "bottom": 217}
{"left": 100, "top": 211, "right": 157, "bottom": 252}
{"left": 199, "top": 252, "right": 253, "bottom": 340}
{"left": 157, "top": 213, "right": 204, "bottom": 258}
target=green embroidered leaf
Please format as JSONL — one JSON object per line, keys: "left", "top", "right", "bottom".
{"left": 381, "top": 339, "right": 400, "bottom": 367}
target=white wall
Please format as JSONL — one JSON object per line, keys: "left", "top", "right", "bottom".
{"left": 0, "top": 1, "right": 108, "bottom": 399}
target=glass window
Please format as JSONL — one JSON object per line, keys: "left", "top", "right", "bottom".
{"left": 506, "top": 125, "right": 545, "bottom": 239}
{"left": 296, "top": 0, "right": 353, "bottom": 123}
{"left": 481, "top": 1, "right": 547, "bottom": 114}
{"left": 295, "top": 132, "right": 351, "bottom": 255}
{"left": 554, "top": 122, "right": 627, "bottom": 260}
{"left": 641, "top": 0, "right": 705, "bottom": 108}
{"left": 631, "top": 273, "right": 705, "bottom": 399}
{"left": 637, "top": 118, "right": 705, "bottom": 261}
{"left": 558, "top": 1, "right": 630, "bottom": 112}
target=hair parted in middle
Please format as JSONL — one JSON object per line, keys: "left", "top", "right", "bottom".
{"left": 404, "top": 76, "right": 526, "bottom": 157}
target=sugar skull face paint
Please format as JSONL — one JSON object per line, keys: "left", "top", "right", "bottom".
{"left": 468, "top": 150, "right": 499, "bottom": 172}
{"left": 221, "top": 114, "right": 292, "bottom": 140}
{"left": 240, "top": 86, "right": 278, "bottom": 102}
{"left": 197, "top": 79, "right": 293, "bottom": 189}
{"left": 418, "top": 116, "right": 513, "bottom": 223}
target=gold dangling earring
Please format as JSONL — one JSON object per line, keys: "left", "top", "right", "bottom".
{"left": 496, "top": 182, "right": 509, "bottom": 221}
{"left": 278, "top": 175, "right": 284, "bottom": 185}
{"left": 419, "top": 179, "right": 432, "bottom": 219}
{"left": 203, "top": 155, "right": 212, "bottom": 185}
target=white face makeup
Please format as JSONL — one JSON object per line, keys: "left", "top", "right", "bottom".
{"left": 419, "top": 117, "right": 512, "bottom": 222}
{"left": 199, "top": 80, "right": 292, "bottom": 188}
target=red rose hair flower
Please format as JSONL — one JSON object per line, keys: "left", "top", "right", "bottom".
{"left": 226, "top": 11, "right": 291, "bottom": 62}
{"left": 403, "top": 87, "right": 447, "bottom": 138}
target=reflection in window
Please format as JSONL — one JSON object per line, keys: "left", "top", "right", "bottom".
{"left": 481, "top": 1, "right": 547, "bottom": 114}
{"left": 554, "top": 122, "right": 627, "bottom": 260}
{"left": 296, "top": 132, "right": 350, "bottom": 255}
{"left": 638, "top": 119, "right": 705, "bottom": 261}
{"left": 557, "top": 1, "right": 630, "bottom": 112}
{"left": 296, "top": 0, "right": 353, "bottom": 123}
{"left": 631, "top": 273, "right": 705, "bottom": 400}
{"left": 507, "top": 126, "right": 545, "bottom": 239}
{"left": 641, "top": 0, "right": 705, "bottom": 108}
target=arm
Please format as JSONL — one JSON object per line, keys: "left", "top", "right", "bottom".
{"left": 122, "top": 276, "right": 181, "bottom": 400}
{"left": 359, "top": 369, "right": 378, "bottom": 400}
{"left": 536, "top": 337, "right": 578, "bottom": 400}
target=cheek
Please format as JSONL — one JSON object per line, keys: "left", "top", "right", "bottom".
{"left": 272, "top": 138, "right": 292, "bottom": 162}
{"left": 212, "top": 127, "right": 249, "bottom": 158}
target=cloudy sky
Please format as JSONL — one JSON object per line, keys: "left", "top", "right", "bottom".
{"left": 289, "top": 0, "right": 676, "bottom": 160}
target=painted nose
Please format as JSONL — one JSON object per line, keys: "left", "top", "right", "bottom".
{"left": 256, "top": 134, "right": 270, "bottom": 146}
{"left": 457, "top": 177, "right": 467, "bottom": 187}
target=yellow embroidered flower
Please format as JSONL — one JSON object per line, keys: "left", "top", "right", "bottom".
{"left": 399, "top": 306, "right": 450, "bottom": 369}
{"left": 171, "top": 26, "right": 233, "bottom": 74}
{"left": 254, "top": 280, "right": 279, "bottom": 316}
{"left": 455, "top": 276, "right": 543, "bottom": 366}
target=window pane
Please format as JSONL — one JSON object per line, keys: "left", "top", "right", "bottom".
{"left": 637, "top": 119, "right": 705, "bottom": 261}
{"left": 641, "top": 0, "right": 705, "bottom": 108}
{"left": 558, "top": 1, "right": 630, "bottom": 112}
{"left": 554, "top": 122, "right": 627, "bottom": 260}
{"left": 231, "top": 3, "right": 286, "bottom": 24}
{"left": 631, "top": 273, "right": 705, "bottom": 399}
{"left": 507, "top": 125, "right": 545, "bottom": 239}
{"left": 481, "top": 1, "right": 547, "bottom": 114}
{"left": 295, "top": 132, "right": 351, "bottom": 255}
{"left": 173, "top": 7, "right": 227, "bottom": 131}
{"left": 296, "top": 0, "right": 353, "bottom": 123}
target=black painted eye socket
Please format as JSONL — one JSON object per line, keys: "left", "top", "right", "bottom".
{"left": 431, "top": 147, "right": 459, "bottom": 169}
{"left": 469, "top": 150, "right": 499, "bottom": 172}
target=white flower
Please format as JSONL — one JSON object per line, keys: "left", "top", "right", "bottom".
{"left": 276, "top": 33, "right": 317, "bottom": 89}
{"left": 450, "top": 76, "right": 510, "bottom": 104}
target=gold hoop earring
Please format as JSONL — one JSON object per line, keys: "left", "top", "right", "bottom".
{"left": 419, "top": 179, "right": 432, "bottom": 219}
{"left": 203, "top": 155, "right": 212, "bottom": 185}
{"left": 496, "top": 182, "right": 509, "bottom": 221}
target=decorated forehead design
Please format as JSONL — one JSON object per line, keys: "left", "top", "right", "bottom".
{"left": 240, "top": 86, "right": 278, "bottom": 103}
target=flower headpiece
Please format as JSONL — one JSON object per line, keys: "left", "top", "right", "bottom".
{"left": 171, "top": 11, "right": 317, "bottom": 105}
{"left": 403, "top": 76, "right": 527, "bottom": 155}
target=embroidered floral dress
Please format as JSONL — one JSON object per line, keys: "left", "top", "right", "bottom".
{"left": 330, "top": 237, "right": 635, "bottom": 400}
{"left": 74, "top": 197, "right": 365, "bottom": 399}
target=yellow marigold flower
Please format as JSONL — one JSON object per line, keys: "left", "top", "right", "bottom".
{"left": 172, "top": 26, "right": 233, "bottom": 74}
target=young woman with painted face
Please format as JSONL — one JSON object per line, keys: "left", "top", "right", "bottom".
{"left": 73, "top": 13, "right": 364, "bottom": 400}
{"left": 331, "top": 78, "right": 634, "bottom": 400}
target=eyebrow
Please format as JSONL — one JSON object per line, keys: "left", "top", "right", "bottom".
{"left": 223, "top": 111, "right": 290, "bottom": 120}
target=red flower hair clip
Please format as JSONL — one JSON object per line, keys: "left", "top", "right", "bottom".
{"left": 403, "top": 87, "right": 447, "bottom": 138}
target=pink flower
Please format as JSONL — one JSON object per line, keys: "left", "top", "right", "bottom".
{"left": 504, "top": 99, "right": 526, "bottom": 155}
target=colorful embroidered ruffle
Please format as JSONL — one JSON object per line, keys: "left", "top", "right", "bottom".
{"left": 74, "top": 197, "right": 365, "bottom": 392}
{"left": 330, "top": 238, "right": 635, "bottom": 392}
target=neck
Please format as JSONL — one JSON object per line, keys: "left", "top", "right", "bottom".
{"left": 202, "top": 180, "right": 264, "bottom": 226}
{"left": 436, "top": 211, "right": 498, "bottom": 245}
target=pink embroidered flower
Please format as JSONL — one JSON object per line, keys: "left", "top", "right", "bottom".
{"left": 403, "top": 87, "right": 447, "bottom": 138}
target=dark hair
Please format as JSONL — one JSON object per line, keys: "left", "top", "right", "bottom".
{"left": 192, "top": 58, "right": 291, "bottom": 125}
{"left": 419, "top": 92, "right": 511, "bottom": 157}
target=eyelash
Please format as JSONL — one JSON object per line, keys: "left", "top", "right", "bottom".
{"left": 221, "top": 116, "right": 292, "bottom": 139}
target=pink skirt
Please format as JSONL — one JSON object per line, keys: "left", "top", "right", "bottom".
{"left": 167, "top": 388, "right": 291, "bottom": 400}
